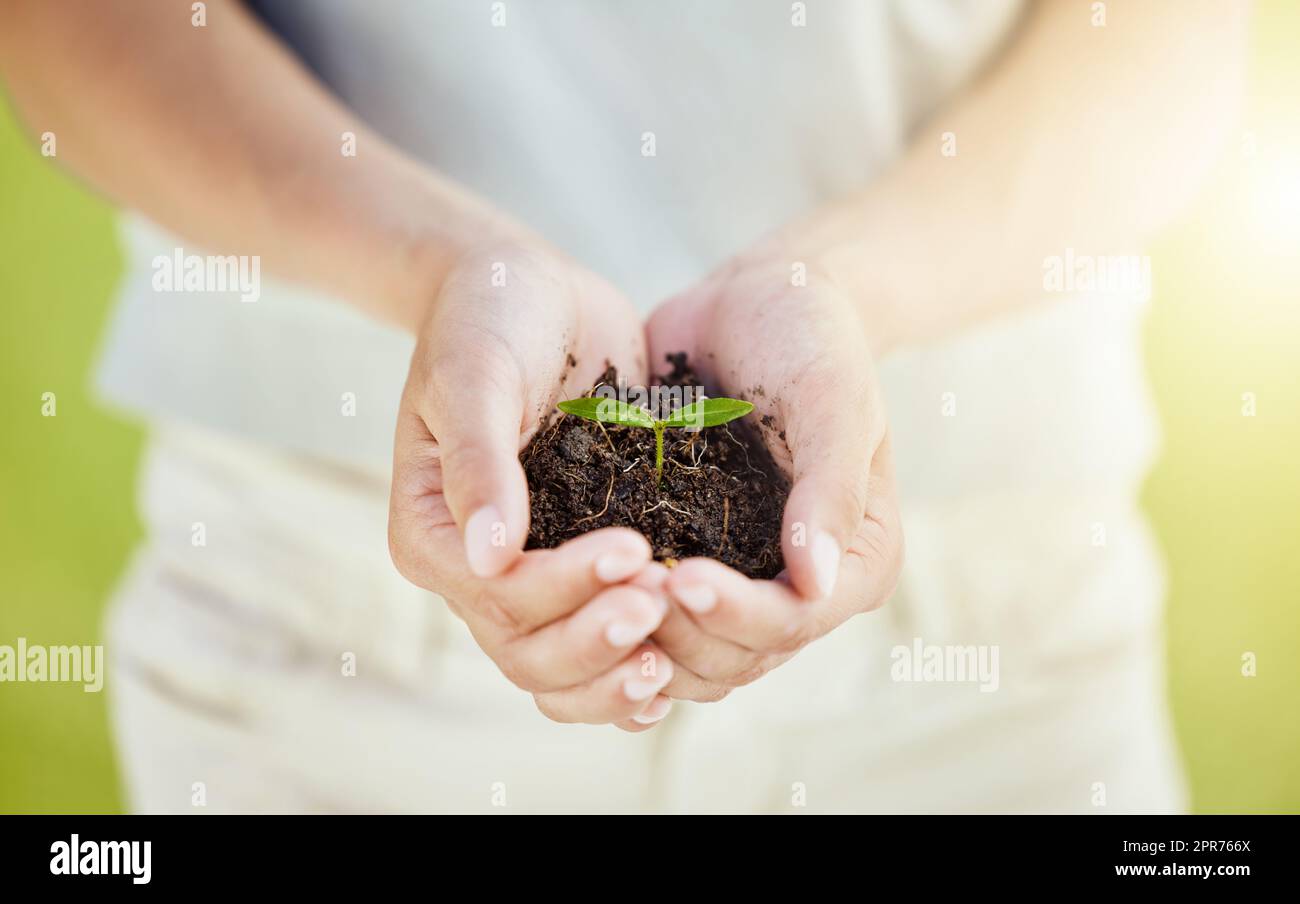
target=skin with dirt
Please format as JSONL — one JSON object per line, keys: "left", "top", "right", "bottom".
{"left": 522, "top": 353, "right": 789, "bottom": 578}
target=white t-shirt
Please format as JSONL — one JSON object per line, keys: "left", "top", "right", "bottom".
{"left": 95, "top": 0, "right": 1156, "bottom": 504}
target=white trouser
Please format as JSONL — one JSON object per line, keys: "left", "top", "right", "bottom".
{"left": 105, "top": 424, "right": 1187, "bottom": 813}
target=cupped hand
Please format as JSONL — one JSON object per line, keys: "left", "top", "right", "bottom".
{"left": 388, "top": 242, "right": 675, "bottom": 729}
{"left": 643, "top": 254, "right": 904, "bottom": 701}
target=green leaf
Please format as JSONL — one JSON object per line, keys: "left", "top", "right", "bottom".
{"left": 557, "top": 397, "right": 655, "bottom": 429}
{"left": 661, "top": 397, "right": 754, "bottom": 429}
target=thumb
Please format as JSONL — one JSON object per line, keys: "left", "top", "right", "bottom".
{"left": 779, "top": 369, "right": 883, "bottom": 601}
{"left": 423, "top": 341, "right": 532, "bottom": 579}
{"left": 415, "top": 245, "right": 582, "bottom": 579}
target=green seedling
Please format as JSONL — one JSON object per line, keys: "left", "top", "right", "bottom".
{"left": 557, "top": 395, "right": 754, "bottom": 484}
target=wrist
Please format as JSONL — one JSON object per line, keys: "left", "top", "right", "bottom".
{"left": 380, "top": 206, "right": 538, "bottom": 335}
{"left": 331, "top": 153, "right": 538, "bottom": 334}
{"left": 742, "top": 214, "right": 905, "bottom": 360}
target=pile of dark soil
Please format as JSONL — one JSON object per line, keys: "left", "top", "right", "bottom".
{"left": 521, "top": 354, "right": 788, "bottom": 579}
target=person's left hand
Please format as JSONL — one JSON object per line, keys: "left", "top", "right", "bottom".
{"left": 641, "top": 251, "right": 905, "bottom": 702}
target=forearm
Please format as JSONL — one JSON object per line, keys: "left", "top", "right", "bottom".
{"left": 783, "top": 0, "right": 1250, "bottom": 355}
{"left": 0, "top": 0, "right": 521, "bottom": 332}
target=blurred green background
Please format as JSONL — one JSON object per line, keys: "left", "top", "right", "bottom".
{"left": 2, "top": 2, "right": 1297, "bottom": 814}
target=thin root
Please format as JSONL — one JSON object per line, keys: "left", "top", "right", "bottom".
{"left": 594, "top": 421, "right": 616, "bottom": 455}
{"left": 640, "top": 498, "right": 691, "bottom": 519}
{"left": 574, "top": 471, "right": 616, "bottom": 525}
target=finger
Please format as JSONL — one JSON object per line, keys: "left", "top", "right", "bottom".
{"left": 727, "top": 439, "right": 902, "bottom": 645}
{"left": 664, "top": 452, "right": 902, "bottom": 655}
{"left": 641, "top": 558, "right": 773, "bottom": 695}
{"left": 390, "top": 427, "right": 655, "bottom": 626}
{"left": 650, "top": 598, "right": 769, "bottom": 688}
{"left": 628, "top": 560, "right": 671, "bottom": 595}
{"left": 632, "top": 561, "right": 762, "bottom": 696}
{"left": 489, "top": 527, "right": 654, "bottom": 631}
{"left": 496, "top": 586, "right": 667, "bottom": 693}
{"left": 812, "top": 433, "right": 905, "bottom": 626}
{"left": 389, "top": 409, "right": 466, "bottom": 593}
{"left": 613, "top": 695, "right": 674, "bottom": 732}
{"left": 419, "top": 341, "right": 532, "bottom": 579}
{"left": 533, "top": 644, "right": 675, "bottom": 725}
{"left": 660, "top": 662, "right": 739, "bottom": 703}
{"left": 663, "top": 557, "right": 813, "bottom": 653}
{"left": 778, "top": 359, "right": 885, "bottom": 600}
{"left": 416, "top": 248, "right": 585, "bottom": 579}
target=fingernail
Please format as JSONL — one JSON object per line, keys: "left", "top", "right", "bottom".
{"left": 811, "top": 530, "right": 841, "bottom": 599}
{"left": 605, "top": 617, "right": 656, "bottom": 648}
{"left": 672, "top": 583, "right": 717, "bottom": 614}
{"left": 594, "top": 549, "right": 643, "bottom": 583}
{"left": 623, "top": 675, "right": 667, "bottom": 702}
{"left": 465, "top": 505, "right": 505, "bottom": 578}
{"left": 633, "top": 696, "right": 673, "bottom": 725}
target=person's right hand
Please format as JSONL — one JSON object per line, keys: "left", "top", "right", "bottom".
{"left": 388, "top": 242, "right": 676, "bottom": 730}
